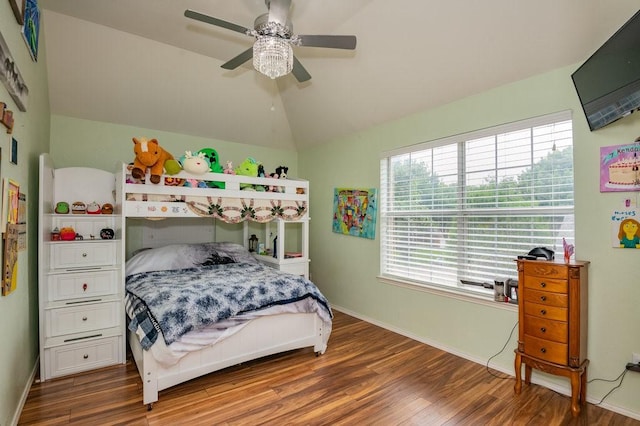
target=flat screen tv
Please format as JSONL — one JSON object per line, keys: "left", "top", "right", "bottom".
{"left": 572, "top": 9, "right": 640, "bottom": 131}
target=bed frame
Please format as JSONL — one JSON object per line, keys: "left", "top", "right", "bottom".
{"left": 116, "top": 163, "right": 326, "bottom": 409}
{"left": 128, "top": 312, "right": 327, "bottom": 409}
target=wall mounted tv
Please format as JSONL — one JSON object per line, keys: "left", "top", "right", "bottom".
{"left": 572, "top": 9, "right": 640, "bottom": 131}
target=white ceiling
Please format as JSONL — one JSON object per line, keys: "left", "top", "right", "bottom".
{"left": 38, "top": 0, "right": 640, "bottom": 151}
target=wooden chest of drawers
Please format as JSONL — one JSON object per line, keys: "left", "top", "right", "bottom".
{"left": 514, "top": 259, "right": 589, "bottom": 417}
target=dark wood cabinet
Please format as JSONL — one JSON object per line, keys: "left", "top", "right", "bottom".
{"left": 514, "top": 259, "right": 589, "bottom": 417}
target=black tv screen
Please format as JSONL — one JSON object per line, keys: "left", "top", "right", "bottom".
{"left": 572, "top": 9, "right": 640, "bottom": 131}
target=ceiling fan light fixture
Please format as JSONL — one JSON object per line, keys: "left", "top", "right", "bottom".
{"left": 253, "top": 36, "right": 293, "bottom": 79}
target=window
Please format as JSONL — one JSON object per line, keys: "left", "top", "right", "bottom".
{"left": 379, "top": 111, "right": 574, "bottom": 296}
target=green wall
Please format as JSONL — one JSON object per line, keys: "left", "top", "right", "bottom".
{"left": 299, "top": 66, "right": 640, "bottom": 416}
{"left": 0, "top": 3, "right": 50, "bottom": 425}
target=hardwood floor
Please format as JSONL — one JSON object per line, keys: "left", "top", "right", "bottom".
{"left": 19, "top": 311, "right": 639, "bottom": 425}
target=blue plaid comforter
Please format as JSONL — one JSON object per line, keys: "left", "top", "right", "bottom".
{"left": 126, "top": 262, "right": 332, "bottom": 349}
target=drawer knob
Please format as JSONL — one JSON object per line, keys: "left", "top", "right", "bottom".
{"left": 540, "top": 348, "right": 547, "bottom": 354}
{"left": 540, "top": 327, "right": 546, "bottom": 333}
{"left": 82, "top": 316, "right": 88, "bottom": 321}
{"left": 82, "top": 283, "right": 88, "bottom": 292}
{"left": 540, "top": 282, "right": 546, "bottom": 288}
{"left": 83, "top": 354, "right": 89, "bottom": 359}
{"left": 540, "top": 295, "right": 546, "bottom": 302}
{"left": 540, "top": 309, "right": 547, "bottom": 315}
{"left": 82, "top": 253, "right": 88, "bottom": 258}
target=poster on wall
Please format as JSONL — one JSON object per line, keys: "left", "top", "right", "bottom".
{"left": 22, "top": 0, "right": 40, "bottom": 62}
{"left": 332, "top": 187, "right": 377, "bottom": 240}
{"left": 0, "top": 30, "right": 29, "bottom": 111}
{"left": 600, "top": 141, "right": 640, "bottom": 192}
{"left": 2, "top": 223, "right": 19, "bottom": 295}
{"left": 17, "top": 192, "right": 26, "bottom": 251}
{"left": 611, "top": 207, "right": 640, "bottom": 248}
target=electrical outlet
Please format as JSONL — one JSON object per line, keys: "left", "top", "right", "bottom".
{"left": 633, "top": 353, "right": 640, "bottom": 364}
{"left": 627, "top": 362, "right": 640, "bottom": 372}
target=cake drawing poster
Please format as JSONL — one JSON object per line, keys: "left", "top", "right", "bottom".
{"left": 611, "top": 208, "right": 640, "bottom": 248}
{"left": 600, "top": 142, "right": 640, "bottom": 192}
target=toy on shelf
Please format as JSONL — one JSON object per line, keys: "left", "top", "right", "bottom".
{"left": 224, "top": 161, "right": 235, "bottom": 174}
{"left": 180, "top": 151, "right": 210, "bottom": 174}
{"left": 54, "top": 202, "right": 69, "bottom": 214}
{"left": 131, "top": 137, "right": 176, "bottom": 184}
{"left": 86, "top": 202, "right": 101, "bottom": 214}
{"left": 235, "top": 157, "right": 261, "bottom": 191}
{"left": 197, "top": 148, "right": 224, "bottom": 173}
{"left": 101, "top": 203, "right": 114, "bottom": 214}
{"left": 71, "top": 201, "right": 86, "bottom": 214}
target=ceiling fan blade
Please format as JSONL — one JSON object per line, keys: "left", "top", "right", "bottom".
{"left": 267, "top": 0, "right": 292, "bottom": 27}
{"left": 297, "top": 35, "right": 357, "bottom": 50}
{"left": 184, "top": 9, "right": 251, "bottom": 36}
{"left": 221, "top": 48, "right": 254, "bottom": 70}
{"left": 292, "top": 56, "right": 311, "bottom": 83}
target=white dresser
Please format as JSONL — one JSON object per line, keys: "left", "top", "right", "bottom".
{"left": 38, "top": 154, "right": 125, "bottom": 380}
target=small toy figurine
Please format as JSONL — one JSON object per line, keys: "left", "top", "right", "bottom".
{"left": 224, "top": 160, "right": 235, "bottom": 174}
{"left": 55, "top": 202, "right": 69, "bottom": 214}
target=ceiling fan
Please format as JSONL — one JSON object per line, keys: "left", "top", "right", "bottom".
{"left": 184, "top": 0, "right": 357, "bottom": 82}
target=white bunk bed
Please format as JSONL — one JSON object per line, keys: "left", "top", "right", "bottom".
{"left": 117, "top": 164, "right": 329, "bottom": 409}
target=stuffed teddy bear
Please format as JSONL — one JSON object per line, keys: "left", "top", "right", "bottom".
{"left": 131, "top": 137, "right": 176, "bottom": 184}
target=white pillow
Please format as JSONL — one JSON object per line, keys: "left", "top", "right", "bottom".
{"left": 125, "top": 242, "right": 257, "bottom": 276}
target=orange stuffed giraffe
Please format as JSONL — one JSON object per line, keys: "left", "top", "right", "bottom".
{"left": 131, "top": 137, "right": 174, "bottom": 184}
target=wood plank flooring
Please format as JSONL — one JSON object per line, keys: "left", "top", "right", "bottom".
{"left": 19, "top": 311, "right": 640, "bottom": 425}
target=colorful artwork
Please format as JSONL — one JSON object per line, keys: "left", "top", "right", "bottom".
{"left": 600, "top": 142, "right": 640, "bottom": 192}
{"left": 332, "top": 187, "right": 377, "bottom": 239}
{"left": 611, "top": 208, "right": 640, "bottom": 248}
{"left": 22, "top": 0, "right": 39, "bottom": 62}
{"left": 3, "top": 223, "right": 19, "bottom": 295}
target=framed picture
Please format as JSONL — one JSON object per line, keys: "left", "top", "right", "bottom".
{"left": 0, "top": 30, "right": 29, "bottom": 111}
{"left": 332, "top": 187, "right": 378, "bottom": 239}
{"left": 22, "top": 0, "right": 40, "bottom": 62}
{"left": 10, "top": 138, "right": 17, "bottom": 165}
{"left": 8, "top": 0, "right": 25, "bottom": 24}
{"left": 600, "top": 141, "right": 640, "bottom": 192}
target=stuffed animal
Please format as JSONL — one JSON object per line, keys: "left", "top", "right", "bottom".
{"left": 224, "top": 161, "right": 235, "bottom": 174}
{"left": 197, "top": 148, "right": 224, "bottom": 173}
{"left": 275, "top": 166, "right": 288, "bottom": 192}
{"left": 235, "top": 157, "right": 260, "bottom": 190}
{"left": 131, "top": 137, "right": 175, "bottom": 184}
{"left": 180, "top": 151, "right": 210, "bottom": 174}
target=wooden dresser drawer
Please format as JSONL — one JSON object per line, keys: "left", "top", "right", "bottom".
{"left": 523, "top": 276, "right": 568, "bottom": 294}
{"left": 45, "top": 302, "right": 121, "bottom": 337}
{"left": 47, "top": 270, "right": 118, "bottom": 302}
{"left": 524, "top": 301, "right": 568, "bottom": 322}
{"left": 524, "top": 315, "right": 567, "bottom": 343}
{"left": 50, "top": 242, "right": 116, "bottom": 269}
{"left": 523, "top": 289, "right": 568, "bottom": 308}
{"left": 522, "top": 262, "right": 568, "bottom": 280}
{"left": 524, "top": 334, "right": 567, "bottom": 365}
{"left": 44, "top": 336, "right": 121, "bottom": 379}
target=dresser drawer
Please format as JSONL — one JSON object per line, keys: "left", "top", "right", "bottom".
{"left": 522, "top": 262, "right": 568, "bottom": 280}
{"left": 523, "top": 334, "right": 567, "bottom": 365}
{"left": 523, "top": 276, "right": 568, "bottom": 294}
{"left": 524, "top": 289, "right": 568, "bottom": 308}
{"left": 44, "top": 336, "right": 121, "bottom": 379}
{"left": 51, "top": 242, "right": 116, "bottom": 269}
{"left": 45, "top": 302, "right": 121, "bottom": 337}
{"left": 48, "top": 270, "right": 118, "bottom": 302}
{"left": 524, "top": 301, "right": 568, "bottom": 322}
{"left": 524, "top": 315, "right": 567, "bottom": 343}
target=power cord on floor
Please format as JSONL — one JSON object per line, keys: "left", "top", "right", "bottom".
{"left": 485, "top": 320, "right": 518, "bottom": 379}
{"left": 588, "top": 367, "right": 628, "bottom": 405}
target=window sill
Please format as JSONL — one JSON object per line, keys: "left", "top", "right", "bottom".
{"left": 377, "top": 275, "right": 518, "bottom": 312}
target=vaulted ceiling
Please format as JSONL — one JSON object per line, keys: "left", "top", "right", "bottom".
{"left": 38, "top": 0, "right": 640, "bottom": 151}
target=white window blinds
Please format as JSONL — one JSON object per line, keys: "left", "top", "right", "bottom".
{"left": 380, "top": 111, "right": 574, "bottom": 293}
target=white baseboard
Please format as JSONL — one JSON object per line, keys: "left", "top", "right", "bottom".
{"left": 9, "top": 356, "right": 39, "bottom": 426}
{"left": 331, "top": 305, "right": 640, "bottom": 421}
